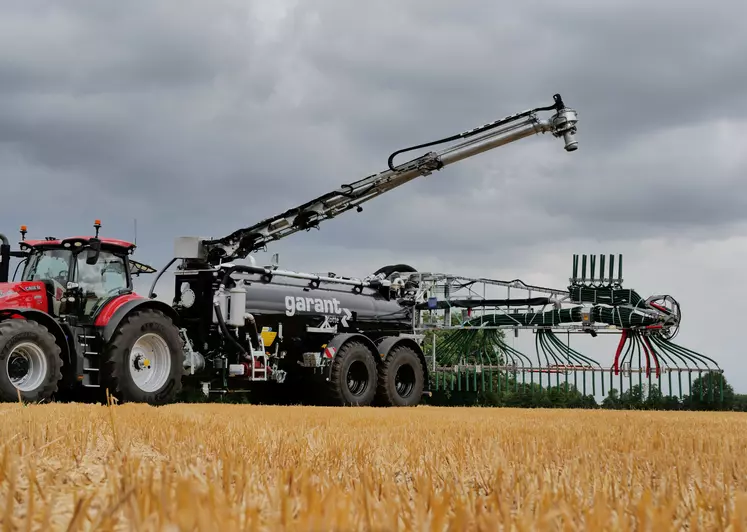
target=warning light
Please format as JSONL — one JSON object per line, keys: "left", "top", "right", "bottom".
{"left": 19, "top": 225, "right": 27, "bottom": 241}
{"left": 94, "top": 219, "right": 101, "bottom": 238}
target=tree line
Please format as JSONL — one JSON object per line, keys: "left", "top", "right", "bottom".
{"left": 425, "top": 372, "right": 747, "bottom": 411}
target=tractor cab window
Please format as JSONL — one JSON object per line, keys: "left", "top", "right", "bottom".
{"left": 73, "top": 250, "right": 129, "bottom": 316}
{"left": 21, "top": 249, "right": 73, "bottom": 286}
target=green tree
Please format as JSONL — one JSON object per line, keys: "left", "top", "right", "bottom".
{"left": 620, "top": 384, "right": 645, "bottom": 409}
{"left": 601, "top": 388, "right": 621, "bottom": 409}
{"left": 732, "top": 394, "right": 747, "bottom": 412}
{"left": 644, "top": 384, "right": 664, "bottom": 410}
{"left": 685, "top": 372, "right": 734, "bottom": 410}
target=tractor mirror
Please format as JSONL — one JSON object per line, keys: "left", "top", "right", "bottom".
{"left": 86, "top": 238, "right": 101, "bottom": 265}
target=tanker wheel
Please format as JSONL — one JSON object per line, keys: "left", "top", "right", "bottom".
{"left": 327, "top": 341, "right": 377, "bottom": 406}
{"left": 0, "top": 320, "right": 62, "bottom": 403}
{"left": 101, "top": 309, "right": 184, "bottom": 405}
{"left": 375, "top": 345, "right": 424, "bottom": 407}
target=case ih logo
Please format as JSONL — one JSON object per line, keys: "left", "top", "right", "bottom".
{"left": 21, "top": 285, "right": 41, "bottom": 292}
{"left": 284, "top": 296, "right": 353, "bottom": 327}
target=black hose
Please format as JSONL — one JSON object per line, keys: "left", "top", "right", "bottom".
{"left": 0, "top": 234, "right": 8, "bottom": 246}
{"left": 218, "top": 265, "right": 266, "bottom": 353}
{"left": 148, "top": 257, "right": 177, "bottom": 299}
{"left": 387, "top": 94, "right": 565, "bottom": 171}
{"left": 244, "top": 313, "right": 261, "bottom": 351}
{"left": 12, "top": 259, "right": 25, "bottom": 282}
{"left": 213, "top": 301, "right": 247, "bottom": 357}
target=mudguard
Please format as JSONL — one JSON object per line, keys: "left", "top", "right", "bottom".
{"left": 375, "top": 335, "right": 429, "bottom": 383}
{"left": 99, "top": 297, "right": 180, "bottom": 343}
{"left": 0, "top": 307, "right": 73, "bottom": 364}
{"left": 322, "top": 332, "right": 378, "bottom": 378}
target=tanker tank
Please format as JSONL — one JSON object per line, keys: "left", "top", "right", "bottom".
{"left": 242, "top": 275, "right": 412, "bottom": 329}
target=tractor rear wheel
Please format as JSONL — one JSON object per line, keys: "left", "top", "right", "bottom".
{"left": 326, "top": 340, "right": 378, "bottom": 406}
{"left": 375, "top": 345, "right": 424, "bottom": 406}
{"left": 0, "top": 320, "right": 62, "bottom": 403}
{"left": 101, "top": 309, "right": 184, "bottom": 405}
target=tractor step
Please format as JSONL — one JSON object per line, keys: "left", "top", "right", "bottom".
{"left": 78, "top": 332, "right": 103, "bottom": 388}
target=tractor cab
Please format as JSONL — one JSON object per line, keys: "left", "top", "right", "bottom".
{"left": 5, "top": 221, "right": 147, "bottom": 324}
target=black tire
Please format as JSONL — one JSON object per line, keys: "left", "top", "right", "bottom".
{"left": 376, "top": 345, "right": 424, "bottom": 406}
{"left": 101, "top": 309, "right": 184, "bottom": 405}
{"left": 326, "top": 341, "right": 378, "bottom": 406}
{"left": 0, "top": 319, "right": 62, "bottom": 403}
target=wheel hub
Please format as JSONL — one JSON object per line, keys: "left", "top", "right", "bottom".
{"left": 6, "top": 342, "right": 48, "bottom": 392}
{"left": 129, "top": 333, "right": 171, "bottom": 393}
{"left": 346, "top": 360, "right": 370, "bottom": 396}
{"left": 132, "top": 354, "right": 152, "bottom": 371}
{"left": 394, "top": 363, "right": 416, "bottom": 398}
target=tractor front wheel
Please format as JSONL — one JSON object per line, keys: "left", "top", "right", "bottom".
{"left": 102, "top": 309, "right": 184, "bottom": 405}
{"left": 0, "top": 320, "right": 62, "bottom": 403}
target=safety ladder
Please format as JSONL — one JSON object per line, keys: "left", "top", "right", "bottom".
{"left": 251, "top": 351, "right": 269, "bottom": 381}
{"left": 79, "top": 332, "right": 101, "bottom": 388}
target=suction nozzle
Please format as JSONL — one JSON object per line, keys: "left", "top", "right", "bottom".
{"left": 550, "top": 106, "right": 579, "bottom": 152}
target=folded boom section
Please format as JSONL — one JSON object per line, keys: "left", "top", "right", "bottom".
{"left": 407, "top": 254, "right": 722, "bottom": 405}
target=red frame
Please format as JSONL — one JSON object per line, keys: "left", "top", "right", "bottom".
{"left": 20, "top": 236, "right": 135, "bottom": 252}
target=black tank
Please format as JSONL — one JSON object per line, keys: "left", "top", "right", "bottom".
{"left": 243, "top": 276, "right": 411, "bottom": 327}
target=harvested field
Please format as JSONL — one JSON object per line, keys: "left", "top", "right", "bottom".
{"left": 0, "top": 402, "right": 745, "bottom": 531}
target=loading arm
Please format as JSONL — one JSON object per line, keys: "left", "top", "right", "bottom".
{"left": 201, "top": 93, "right": 578, "bottom": 264}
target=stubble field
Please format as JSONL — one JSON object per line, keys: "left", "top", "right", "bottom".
{"left": 0, "top": 401, "right": 745, "bottom": 531}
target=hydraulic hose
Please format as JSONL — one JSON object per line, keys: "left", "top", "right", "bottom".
{"left": 461, "top": 303, "right": 668, "bottom": 329}
{"left": 0, "top": 234, "right": 8, "bottom": 246}
{"left": 148, "top": 257, "right": 177, "bottom": 299}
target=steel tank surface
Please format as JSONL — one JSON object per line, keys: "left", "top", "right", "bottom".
{"left": 243, "top": 276, "right": 411, "bottom": 326}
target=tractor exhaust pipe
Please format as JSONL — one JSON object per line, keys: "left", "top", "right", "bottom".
{"left": 0, "top": 233, "right": 10, "bottom": 283}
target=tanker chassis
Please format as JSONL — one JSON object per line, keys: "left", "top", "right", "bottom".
{"left": 171, "top": 257, "right": 425, "bottom": 406}
{"left": 0, "top": 93, "right": 579, "bottom": 406}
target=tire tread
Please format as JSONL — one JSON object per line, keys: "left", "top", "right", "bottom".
{"left": 326, "top": 340, "right": 377, "bottom": 406}
{"left": 375, "top": 344, "right": 424, "bottom": 407}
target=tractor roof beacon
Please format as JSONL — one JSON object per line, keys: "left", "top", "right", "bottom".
{"left": 0, "top": 94, "right": 578, "bottom": 406}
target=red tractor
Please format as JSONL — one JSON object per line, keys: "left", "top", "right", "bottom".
{"left": 0, "top": 222, "right": 184, "bottom": 404}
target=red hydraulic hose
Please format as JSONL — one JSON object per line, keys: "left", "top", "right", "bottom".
{"left": 643, "top": 336, "right": 660, "bottom": 378}
{"left": 613, "top": 329, "right": 628, "bottom": 375}
{"left": 649, "top": 302, "right": 669, "bottom": 314}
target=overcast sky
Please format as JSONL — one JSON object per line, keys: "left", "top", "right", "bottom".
{"left": 2, "top": 1, "right": 746, "bottom": 393}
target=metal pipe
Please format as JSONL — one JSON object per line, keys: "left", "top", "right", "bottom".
{"left": 231, "top": 265, "right": 377, "bottom": 289}
{"left": 439, "top": 118, "right": 552, "bottom": 166}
